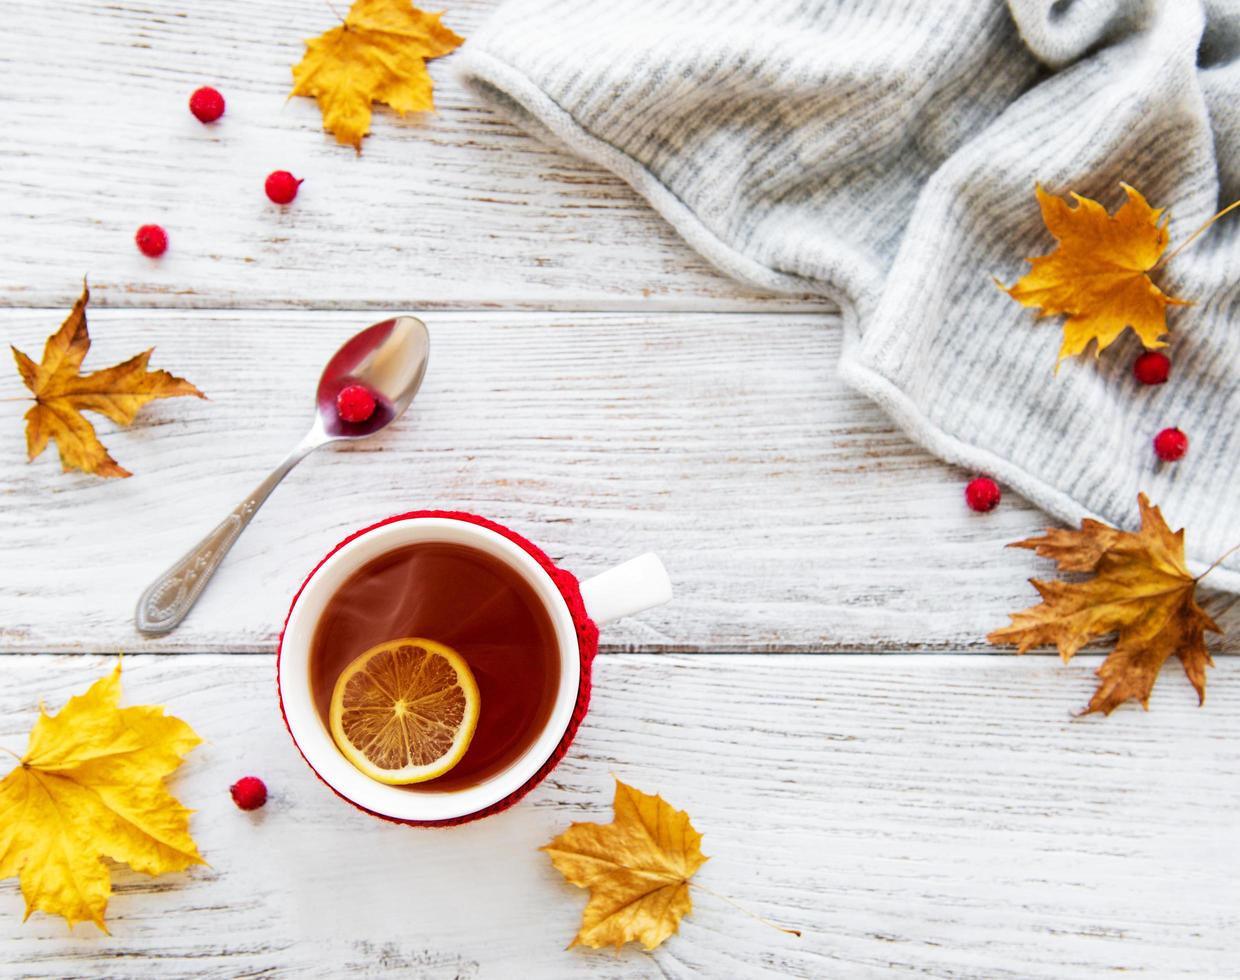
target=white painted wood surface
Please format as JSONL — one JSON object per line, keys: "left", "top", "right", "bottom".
{"left": 4, "top": 309, "right": 1235, "bottom": 655}
{"left": 2, "top": 0, "right": 1237, "bottom": 975}
{"left": 0, "top": 0, "right": 811, "bottom": 312}
{"left": 2, "top": 655, "right": 1238, "bottom": 980}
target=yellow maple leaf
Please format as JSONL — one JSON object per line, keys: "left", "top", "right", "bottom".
{"left": 543, "top": 778, "right": 708, "bottom": 951}
{"left": 989, "top": 493, "right": 1222, "bottom": 715}
{"left": 0, "top": 662, "right": 204, "bottom": 931}
{"left": 1000, "top": 183, "right": 1190, "bottom": 364}
{"left": 10, "top": 282, "right": 204, "bottom": 478}
{"left": 290, "top": 0, "right": 464, "bottom": 151}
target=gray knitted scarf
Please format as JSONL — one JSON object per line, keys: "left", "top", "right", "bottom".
{"left": 460, "top": 0, "right": 1240, "bottom": 593}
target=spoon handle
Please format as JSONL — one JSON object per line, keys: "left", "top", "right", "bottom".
{"left": 135, "top": 437, "right": 320, "bottom": 635}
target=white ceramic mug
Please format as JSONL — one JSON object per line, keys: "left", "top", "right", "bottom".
{"left": 278, "top": 514, "right": 672, "bottom": 823}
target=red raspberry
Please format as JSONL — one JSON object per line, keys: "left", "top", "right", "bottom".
{"left": 336, "top": 384, "right": 376, "bottom": 423}
{"left": 1133, "top": 351, "right": 1170, "bottom": 385}
{"left": 135, "top": 224, "right": 168, "bottom": 257}
{"left": 265, "top": 170, "right": 303, "bottom": 205}
{"left": 965, "top": 476, "right": 1001, "bottom": 513}
{"left": 1153, "top": 427, "right": 1188, "bottom": 462}
{"left": 230, "top": 776, "right": 267, "bottom": 811}
{"left": 189, "top": 86, "right": 226, "bottom": 123}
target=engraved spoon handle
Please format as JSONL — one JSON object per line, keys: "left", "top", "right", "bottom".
{"left": 135, "top": 436, "right": 321, "bottom": 635}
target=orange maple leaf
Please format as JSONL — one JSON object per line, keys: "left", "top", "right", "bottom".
{"left": 999, "top": 183, "right": 1190, "bottom": 364}
{"left": 10, "top": 282, "right": 204, "bottom": 478}
{"left": 543, "top": 778, "right": 708, "bottom": 951}
{"left": 989, "top": 494, "right": 1222, "bottom": 715}
{"left": 290, "top": 0, "right": 464, "bottom": 152}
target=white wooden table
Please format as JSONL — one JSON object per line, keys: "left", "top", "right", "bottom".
{"left": 1, "top": 3, "right": 1237, "bottom": 977}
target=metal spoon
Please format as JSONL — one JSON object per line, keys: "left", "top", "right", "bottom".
{"left": 135, "top": 316, "right": 430, "bottom": 634}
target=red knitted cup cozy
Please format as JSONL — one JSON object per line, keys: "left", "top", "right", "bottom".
{"left": 277, "top": 510, "right": 600, "bottom": 827}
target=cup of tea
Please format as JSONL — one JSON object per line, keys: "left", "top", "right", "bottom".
{"left": 277, "top": 510, "right": 672, "bottom": 825}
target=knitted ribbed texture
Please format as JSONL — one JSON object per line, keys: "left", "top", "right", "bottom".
{"left": 277, "top": 511, "right": 599, "bottom": 827}
{"left": 459, "top": 0, "right": 1240, "bottom": 592}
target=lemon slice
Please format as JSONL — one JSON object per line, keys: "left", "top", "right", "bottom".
{"left": 329, "top": 637, "right": 480, "bottom": 785}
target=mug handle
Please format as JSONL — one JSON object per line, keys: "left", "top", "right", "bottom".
{"left": 578, "top": 553, "right": 673, "bottom": 626}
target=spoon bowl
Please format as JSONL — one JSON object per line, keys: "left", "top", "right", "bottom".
{"left": 135, "top": 315, "right": 431, "bottom": 635}
{"left": 315, "top": 316, "right": 430, "bottom": 440}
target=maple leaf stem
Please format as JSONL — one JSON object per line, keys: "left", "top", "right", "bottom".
{"left": 325, "top": 0, "right": 346, "bottom": 23}
{"left": 1196, "top": 540, "right": 1240, "bottom": 585}
{"left": 1156, "top": 198, "right": 1240, "bottom": 269}
{"left": 0, "top": 746, "right": 20, "bottom": 784}
{"left": 0, "top": 396, "right": 29, "bottom": 402}
{"left": 690, "top": 882, "right": 802, "bottom": 938}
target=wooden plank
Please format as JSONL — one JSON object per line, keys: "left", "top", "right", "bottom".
{"left": 1, "top": 653, "right": 1237, "bottom": 978}
{"left": 2, "top": 309, "right": 1236, "bottom": 654}
{"left": 0, "top": 0, "right": 812, "bottom": 312}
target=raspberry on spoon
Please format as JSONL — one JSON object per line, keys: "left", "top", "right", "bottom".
{"left": 336, "top": 384, "right": 376, "bottom": 423}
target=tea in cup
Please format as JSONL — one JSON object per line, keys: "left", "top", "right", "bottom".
{"left": 278, "top": 511, "right": 671, "bottom": 824}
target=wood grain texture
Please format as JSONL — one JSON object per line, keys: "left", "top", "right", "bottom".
{"left": 0, "top": 0, "right": 813, "bottom": 312}
{"left": 5, "top": 309, "right": 1234, "bottom": 655}
{"left": 1, "top": 654, "right": 1236, "bottom": 979}
{"left": 4, "top": 3, "right": 1237, "bottom": 975}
